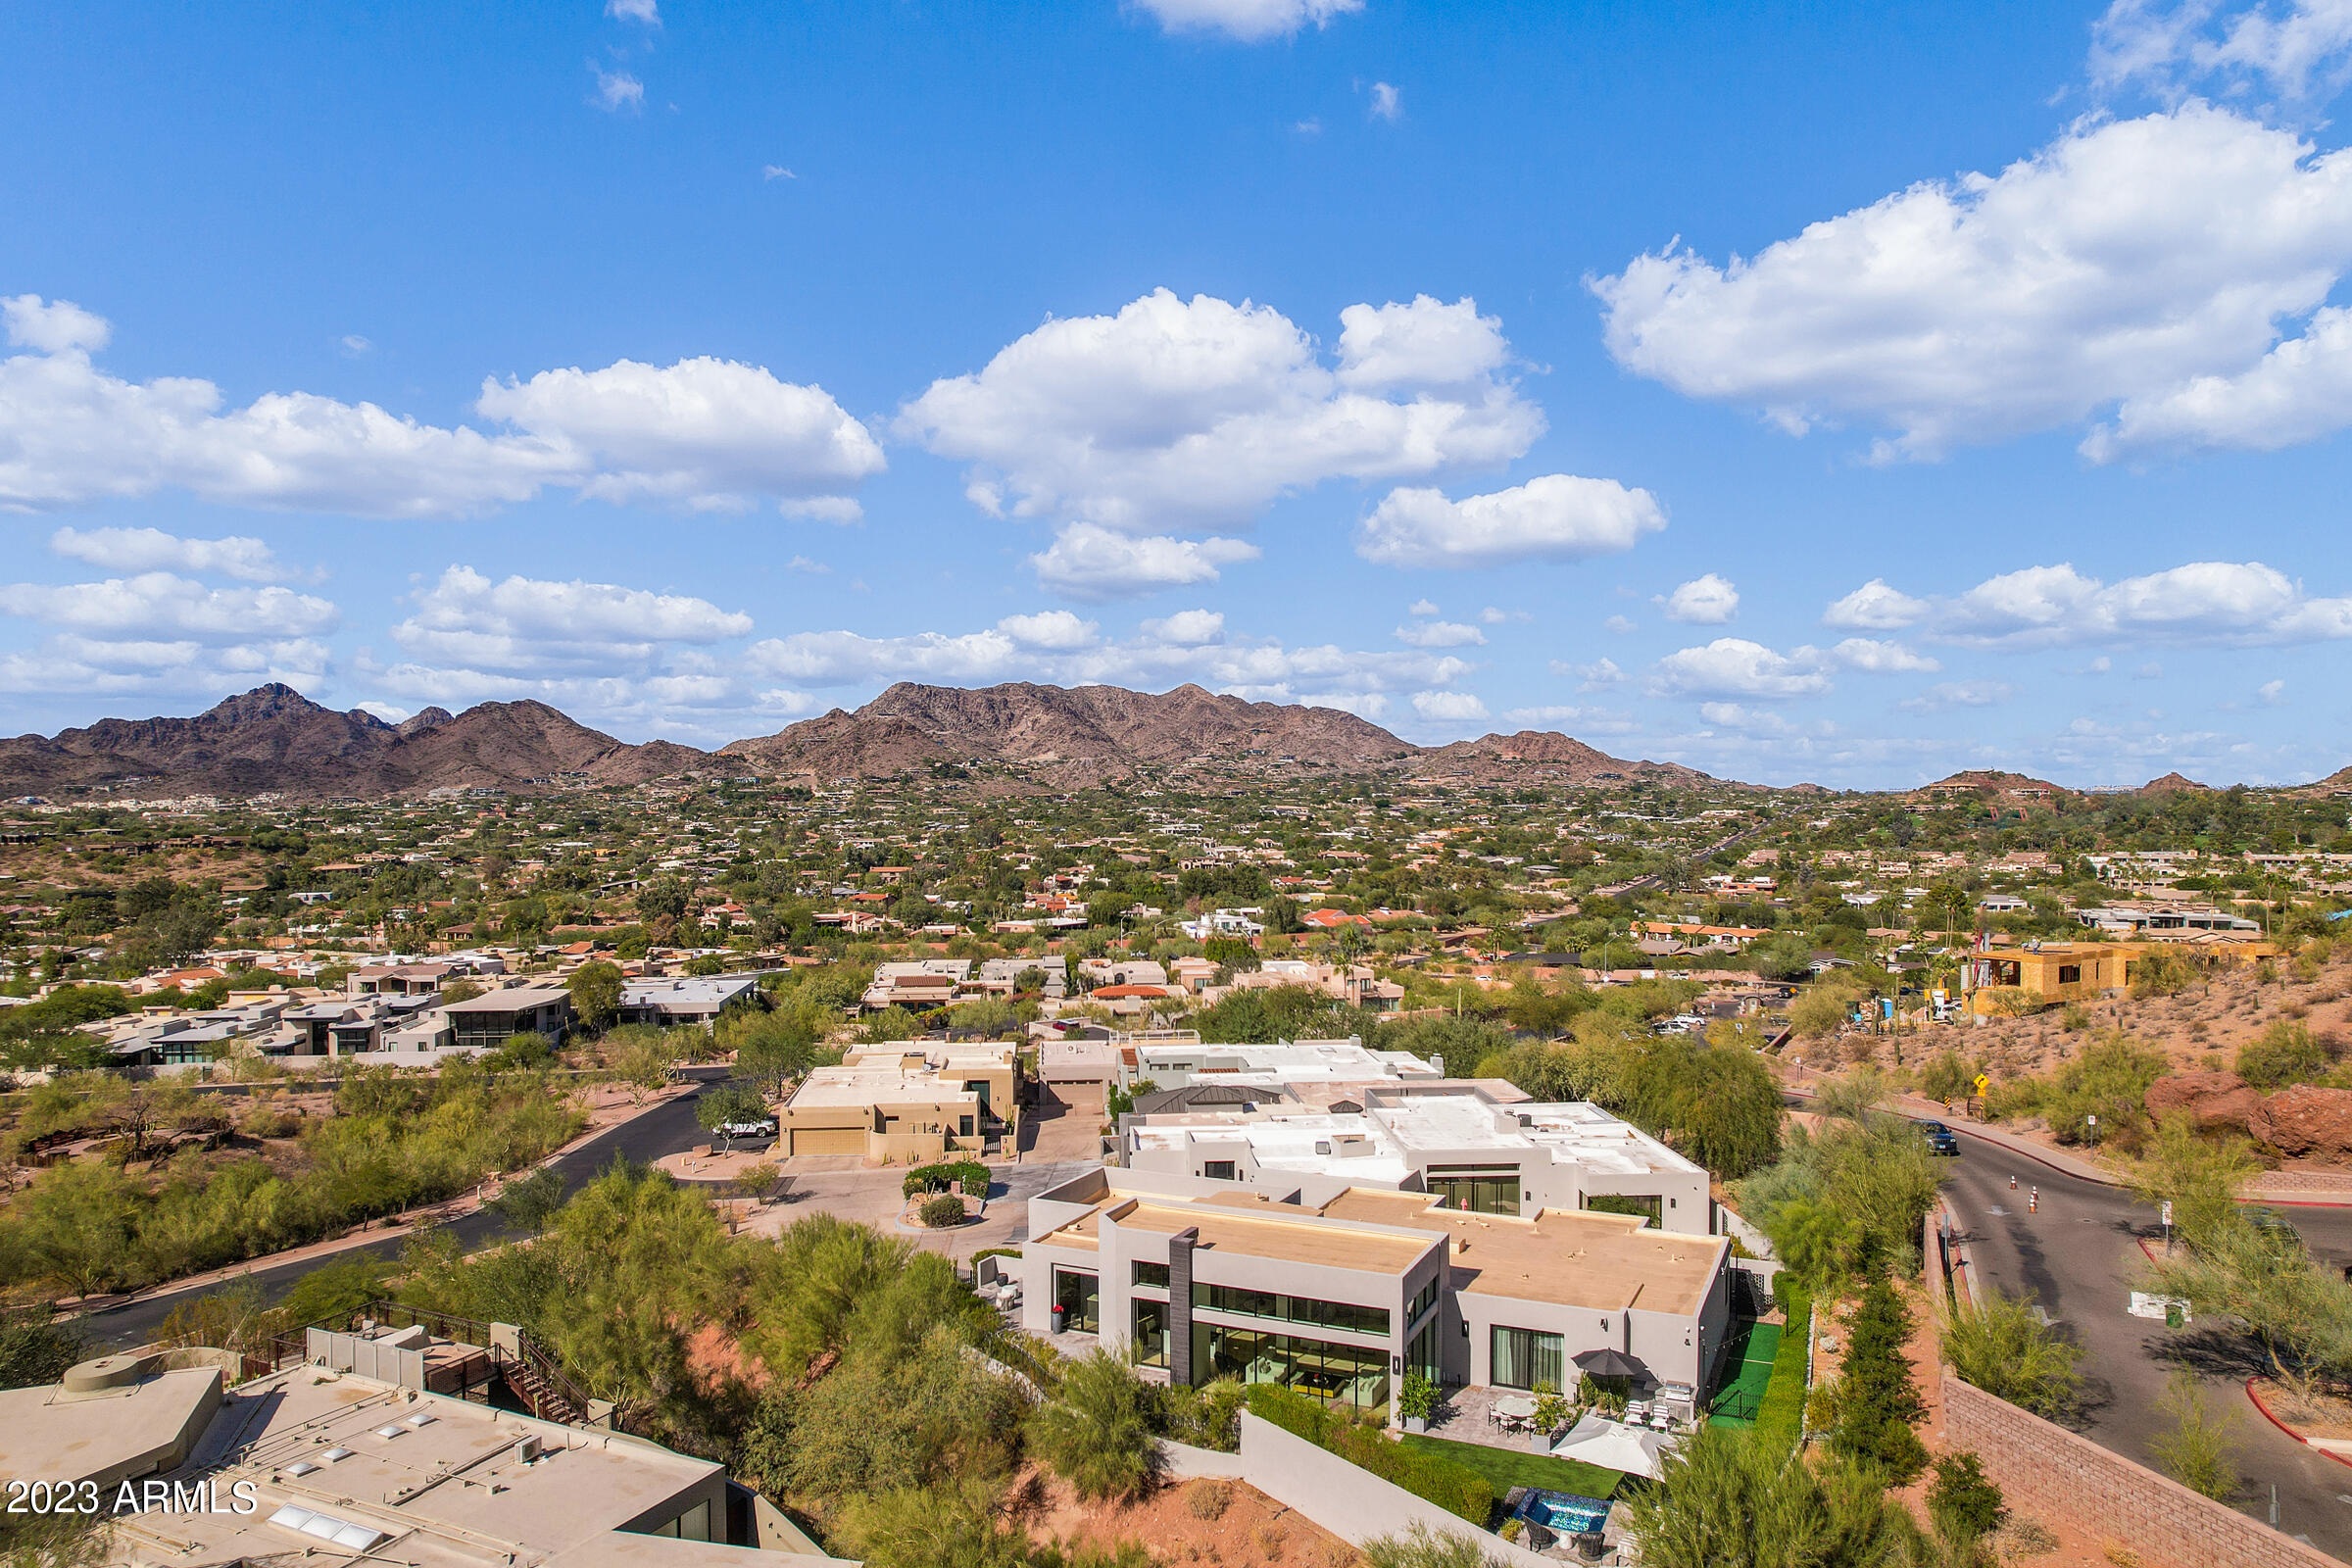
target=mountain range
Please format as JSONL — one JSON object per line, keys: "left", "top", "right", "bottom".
{"left": 0, "top": 681, "right": 1709, "bottom": 801}
{"left": 0, "top": 682, "right": 2305, "bottom": 801}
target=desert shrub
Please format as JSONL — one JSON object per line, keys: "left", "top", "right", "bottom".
{"left": 919, "top": 1194, "right": 966, "bottom": 1228}
{"left": 903, "top": 1159, "right": 990, "bottom": 1198}
{"left": 1939, "top": 1289, "right": 2082, "bottom": 1422}
{"left": 2236, "top": 1020, "right": 2336, "bottom": 1091}
{"left": 1184, "top": 1480, "right": 1232, "bottom": 1520}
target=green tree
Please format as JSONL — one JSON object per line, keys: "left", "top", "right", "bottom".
{"left": 275, "top": 1257, "right": 393, "bottom": 1329}
{"left": 10, "top": 1158, "right": 139, "bottom": 1299}
{"left": 1027, "top": 1348, "right": 1161, "bottom": 1501}
{"left": 1826, "top": 1277, "right": 1928, "bottom": 1485}
{"left": 488, "top": 1165, "right": 567, "bottom": 1234}
{"left": 1623, "top": 1425, "right": 1922, "bottom": 1568}
{"left": 1361, "top": 1525, "right": 1517, "bottom": 1568}
{"left": 1925, "top": 1451, "right": 2006, "bottom": 1548}
{"left": 568, "top": 959, "right": 625, "bottom": 1034}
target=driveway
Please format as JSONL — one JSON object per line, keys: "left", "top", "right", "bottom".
{"left": 1943, "top": 1128, "right": 2352, "bottom": 1559}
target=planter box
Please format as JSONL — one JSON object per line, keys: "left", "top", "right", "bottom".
{"left": 1400, "top": 1415, "right": 1427, "bottom": 1434}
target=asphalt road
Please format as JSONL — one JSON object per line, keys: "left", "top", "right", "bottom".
{"left": 1942, "top": 1128, "right": 2352, "bottom": 1559}
{"left": 75, "top": 1070, "right": 729, "bottom": 1351}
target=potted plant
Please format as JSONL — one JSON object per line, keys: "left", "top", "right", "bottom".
{"left": 1531, "top": 1381, "right": 1569, "bottom": 1450}
{"left": 1396, "top": 1371, "right": 1437, "bottom": 1433}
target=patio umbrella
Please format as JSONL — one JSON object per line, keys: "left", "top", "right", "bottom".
{"left": 1550, "top": 1412, "right": 1673, "bottom": 1481}
{"left": 1573, "top": 1348, "right": 1647, "bottom": 1380}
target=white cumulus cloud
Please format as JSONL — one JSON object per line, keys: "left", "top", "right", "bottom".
{"left": 1659, "top": 572, "right": 1739, "bottom": 624}
{"left": 0, "top": 572, "right": 337, "bottom": 640}
{"left": 592, "top": 67, "right": 644, "bottom": 112}
{"left": 49, "top": 526, "right": 293, "bottom": 583}
{"left": 1647, "top": 636, "right": 1936, "bottom": 700}
{"left": 607, "top": 0, "right": 661, "bottom": 24}
{"left": 1411, "top": 690, "right": 1489, "bottom": 721}
{"left": 1852, "top": 560, "right": 2352, "bottom": 648}
{"left": 1356, "top": 474, "right": 1664, "bottom": 569}
{"left": 1394, "top": 619, "right": 1487, "bottom": 649}
{"left": 2091, "top": 0, "right": 2352, "bottom": 101}
{"left": 1132, "top": 0, "right": 1362, "bottom": 41}
{"left": 3, "top": 294, "right": 109, "bottom": 354}
{"left": 0, "top": 297, "right": 881, "bottom": 519}
{"left": 1824, "top": 578, "right": 1932, "bottom": 630}
{"left": 390, "top": 565, "right": 752, "bottom": 675}
{"left": 1140, "top": 609, "right": 1226, "bottom": 645}
{"left": 1592, "top": 105, "right": 2352, "bottom": 460}
{"left": 1028, "top": 523, "right": 1261, "bottom": 598}
{"left": 1898, "top": 680, "right": 2016, "bottom": 713}
{"left": 902, "top": 288, "right": 1543, "bottom": 535}
{"left": 474, "top": 356, "right": 883, "bottom": 512}
{"left": 997, "top": 610, "right": 1100, "bottom": 649}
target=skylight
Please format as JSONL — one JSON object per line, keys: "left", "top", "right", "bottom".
{"left": 269, "top": 1504, "right": 387, "bottom": 1552}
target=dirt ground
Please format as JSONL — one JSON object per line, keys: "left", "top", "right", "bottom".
{"left": 1810, "top": 947, "right": 2352, "bottom": 1095}
{"left": 1017, "top": 1467, "right": 1361, "bottom": 1567}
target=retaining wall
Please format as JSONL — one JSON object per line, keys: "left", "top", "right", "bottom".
{"left": 1226, "top": 1410, "right": 1555, "bottom": 1568}
{"left": 1941, "top": 1373, "right": 2338, "bottom": 1568}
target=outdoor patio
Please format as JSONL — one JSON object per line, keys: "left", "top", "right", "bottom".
{"left": 1425, "top": 1382, "right": 1558, "bottom": 1449}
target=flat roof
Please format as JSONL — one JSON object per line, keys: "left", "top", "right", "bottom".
{"left": 1314, "top": 1190, "right": 1728, "bottom": 1316}
{"left": 788, "top": 1063, "right": 979, "bottom": 1109}
{"left": 442, "top": 985, "right": 571, "bottom": 1013}
{"left": 1035, "top": 1193, "right": 1437, "bottom": 1275}
{"left": 0, "top": 1365, "right": 220, "bottom": 1486}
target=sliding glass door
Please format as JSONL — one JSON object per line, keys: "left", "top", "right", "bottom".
{"left": 1491, "top": 1324, "right": 1563, "bottom": 1391}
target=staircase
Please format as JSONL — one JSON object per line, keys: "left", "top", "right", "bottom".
{"left": 500, "top": 1346, "right": 584, "bottom": 1425}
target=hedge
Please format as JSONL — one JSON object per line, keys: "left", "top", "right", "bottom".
{"left": 1243, "top": 1384, "right": 1493, "bottom": 1525}
{"left": 1753, "top": 1279, "right": 1812, "bottom": 1453}
{"left": 902, "top": 1159, "right": 990, "bottom": 1198}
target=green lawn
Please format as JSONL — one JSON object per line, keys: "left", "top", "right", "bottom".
{"left": 1748, "top": 1282, "right": 1813, "bottom": 1451}
{"left": 1707, "top": 1318, "right": 1783, "bottom": 1429}
{"left": 1396, "top": 1432, "right": 1625, "bottom": 1501}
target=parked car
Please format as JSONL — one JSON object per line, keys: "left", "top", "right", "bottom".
{"left": 1911, "top": 1118, "right": 1961, "bottom": 1156}
{"left": 2246, "top": 1206, "right": 2306, "bottom": 1255}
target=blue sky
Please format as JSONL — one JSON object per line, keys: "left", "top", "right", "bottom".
{"left": 4, "top": 0, "right": 2351, "bottom": 789}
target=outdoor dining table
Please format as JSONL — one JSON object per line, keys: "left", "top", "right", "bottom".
{"left": 1494, "top": 1394, "right": 1539, "bottom": 1422}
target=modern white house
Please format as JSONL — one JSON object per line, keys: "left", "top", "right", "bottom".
{"left": 1119, "top": 1081, "right": 1713, "bottom": 1234}
{"left": 1012, "top": 1166, "right": 1733, "bottom": 1415}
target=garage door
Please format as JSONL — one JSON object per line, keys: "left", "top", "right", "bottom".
{"left": 790, "top": 1127, "right": 866, "bottom": 1157}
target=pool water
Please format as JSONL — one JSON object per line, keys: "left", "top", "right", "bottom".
{"left": 1521, "top": 1490, "right": 1611, "bottom": 1536}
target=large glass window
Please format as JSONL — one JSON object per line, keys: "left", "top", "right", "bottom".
{"left": 1491, "top": 1325, "right": 1563, "bottom": 1391}
{"left": 1585, "top": 1193, "right": 1661, "bottom": 1228}
{"left": 1406, "top": 1318, "right": 1440, "bottom": 1385}
{"left": 1407, "top": 1274, "right": 1440, "bottom": 1327}
{"left": 1133, "top": 1298, "right": 1169, "bottom": 1367}
{"left": 1134, "top": 1261, "right": 1170, "bottom": 1289}
{"left": 1053, "top": 1268, "right": 1100, "bottom": 1335}
{"left": 1427, "top": 1165, "right": 1520, "bottom": 1215}
{"left": 1201, "top": 1159, "right": 1237, "bottom": 1180}
{"left": 1195, "top": 1283, "right": 1389, "bottom": 1337}
{"left": 1190, "top": 1321, "right": 1390, "bottom": 1408}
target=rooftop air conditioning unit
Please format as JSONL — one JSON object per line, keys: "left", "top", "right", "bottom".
{"left": 516, "top": 1436, "right": 543, "bottom": 1463}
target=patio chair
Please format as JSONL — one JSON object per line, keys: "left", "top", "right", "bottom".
{"left": 1649, "top": 1407, "right": 1674, "bottom": 1431}
{"left": 1624, "top": 1400, "right": 1649, "bottom": 1423}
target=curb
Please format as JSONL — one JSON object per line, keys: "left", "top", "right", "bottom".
{"left": 1791, "top": 1075, "right": 2352, "bottom": 1211}
{"left": 2243, "top": 1379, "right": 2352, "bottom": 1472}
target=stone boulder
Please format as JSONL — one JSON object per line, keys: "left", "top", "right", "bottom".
{"left": 2143, "top": 1071, "right": 2263, "bottom": 1136}
{"left": 2249, "top": 1085, "right": 2352, "bottom": 1160}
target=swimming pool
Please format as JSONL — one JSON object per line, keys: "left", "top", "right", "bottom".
{"left": 1519, "top": 1489, "right": 1611, "bottom": 1536}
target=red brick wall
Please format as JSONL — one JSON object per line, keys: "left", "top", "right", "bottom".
{"left": 1941, "top": 1373, "right": 2337, "bottom": 1568}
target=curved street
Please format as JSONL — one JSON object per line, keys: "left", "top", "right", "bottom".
{"left": 75, "top": 1071, "right": 730, "bottom": 1351}
{"left": 1942, "top": 1125, "right": 2352, "bottom": 1560}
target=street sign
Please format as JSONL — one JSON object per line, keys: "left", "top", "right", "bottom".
{"left": 2162, "top": 1200, "right": 2174, "bottom": 1227}
{"left": 2129, "top": 1292, "right": 2191, "bottom": 1323}
{"left": 1973, "top": 1073, "right": 1990, "bottom": 1096}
